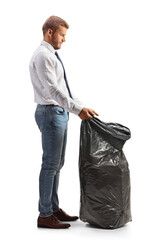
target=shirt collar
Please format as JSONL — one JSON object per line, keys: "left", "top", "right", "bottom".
{"left": 41, "top": 40, "right": 56, "bottom": 53}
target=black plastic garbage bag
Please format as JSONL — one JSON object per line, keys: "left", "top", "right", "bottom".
{"left": 79, "top": 117, "right": 132, "bottom": 229}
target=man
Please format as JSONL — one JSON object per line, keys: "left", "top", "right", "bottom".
{"left": 29, "top": 15, "right": 98, "bottom": 229}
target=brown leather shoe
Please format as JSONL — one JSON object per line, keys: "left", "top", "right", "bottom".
{"left": 37, "top": 215, "right": 71, "bottom": 229}
{"left": 53, "top": 209, "right": 79, "bottom": 221}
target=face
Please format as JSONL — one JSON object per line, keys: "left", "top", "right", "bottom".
{"left": 50, "top": 26, "right": 67, "bottom": 50}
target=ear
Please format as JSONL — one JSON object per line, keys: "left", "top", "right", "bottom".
{"left": 47, "top": 29, "right": 53, "bottom": 37}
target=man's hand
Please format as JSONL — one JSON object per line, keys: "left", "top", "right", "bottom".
{"left": 78, "top": 107, "right": 99, "bottom": 120}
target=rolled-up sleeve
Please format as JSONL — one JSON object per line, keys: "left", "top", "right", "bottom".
{"left": 34, "top": 52, "right": 83, "bottom": 115}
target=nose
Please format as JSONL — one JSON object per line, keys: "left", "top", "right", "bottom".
{"left": 63, "top": 36, "right": 66, "bottom": 42}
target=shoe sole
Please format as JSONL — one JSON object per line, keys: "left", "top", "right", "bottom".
{"left": 38, "top": 224, "right": 70, "bottom": 229}
{"left": 58, "top": 218, "right": 79, "bottom": 222}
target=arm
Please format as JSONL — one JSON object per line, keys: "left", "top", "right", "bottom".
{"left": 35, "top": 52, "right": 98, "bottom": 119}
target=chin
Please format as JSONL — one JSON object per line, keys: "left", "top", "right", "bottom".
{"left": 55, "top": 46, "right": 61, "bottom": 50}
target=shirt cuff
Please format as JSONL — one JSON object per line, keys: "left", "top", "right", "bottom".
{"left": 70, "top": 104, "right": 83, "bottom": 115}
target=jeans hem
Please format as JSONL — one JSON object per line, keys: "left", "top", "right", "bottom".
{"left": 53, "top": 208, "right": 60, "bottom": 213}
{"left": 39, "top": 213, "right": 53, "bottom": 218}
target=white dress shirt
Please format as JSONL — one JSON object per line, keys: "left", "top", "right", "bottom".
{"left": 29, "top": 40, "right": 83, "bottom": 115}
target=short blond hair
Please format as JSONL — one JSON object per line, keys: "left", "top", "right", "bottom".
{"left": 42, "top": 15, "right": 69, "bottom": 36}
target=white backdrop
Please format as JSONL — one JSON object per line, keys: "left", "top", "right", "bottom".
{"left": 0, "top": 0, "right": 160, "bottom": 239}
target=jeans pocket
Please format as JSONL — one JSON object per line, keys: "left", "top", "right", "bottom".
{"left": 51, "top": 106, "right": 65, "bottom": 115}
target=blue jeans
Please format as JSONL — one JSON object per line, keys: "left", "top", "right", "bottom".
{"left": 35, "top": 105, "right": 69, "bottom": 217}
